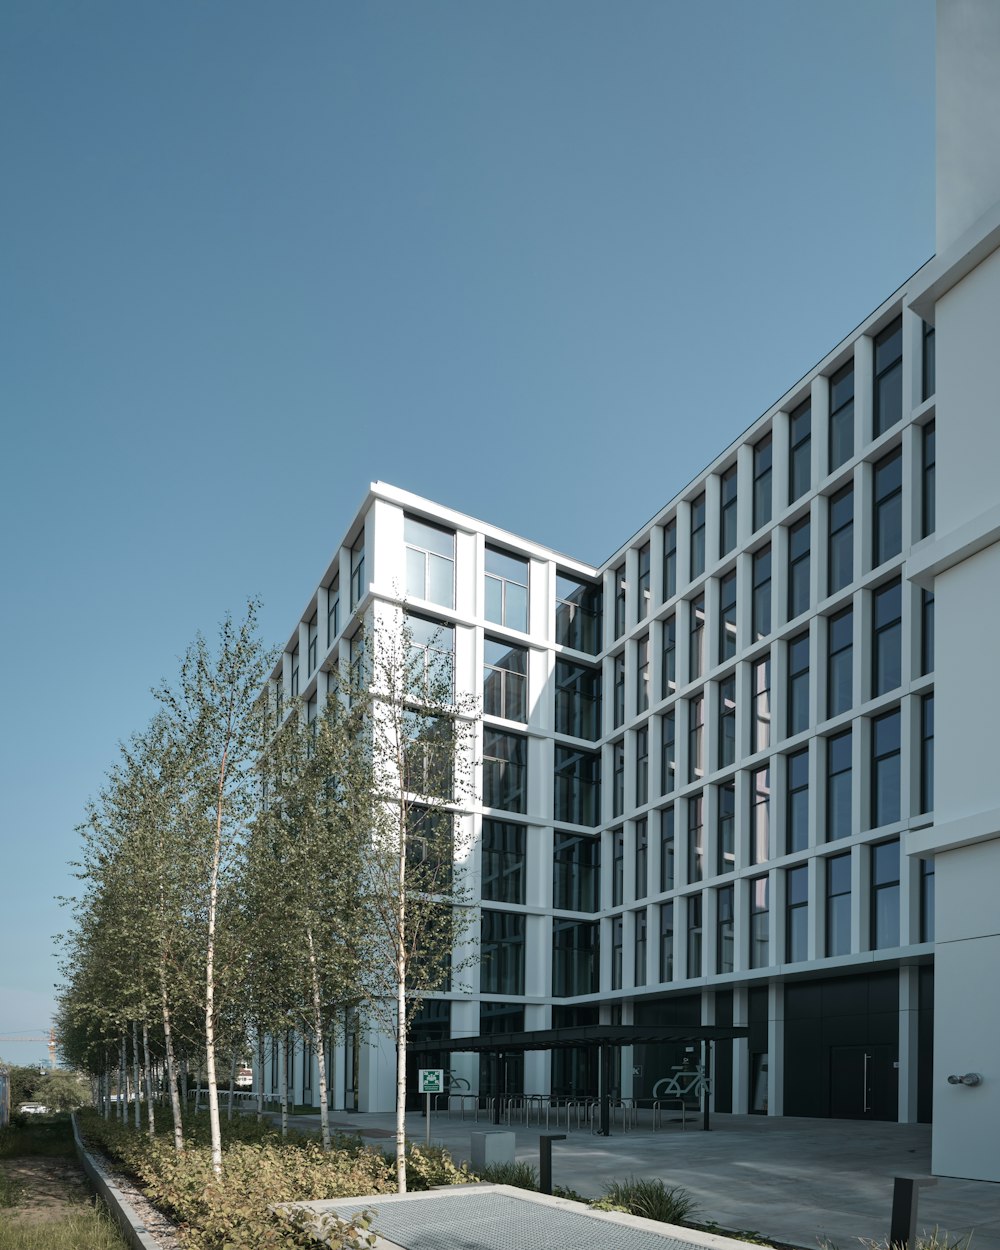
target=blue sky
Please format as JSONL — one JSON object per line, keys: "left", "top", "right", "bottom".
{"left": 0, "top": 0, "right": 934, "bottom": 1064}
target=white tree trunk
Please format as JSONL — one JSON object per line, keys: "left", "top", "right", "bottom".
{"left": 132, "top": 1022, "right": 141, "bottom": 1130}
{"left": 227, "top": 1048, "right": 237, "bottom": 1122}
{"left": 119, "top": 1035, "right": 127, "bottom": 1122}
{"left": 160, "top": 964, "right": 185, "bottom": 1151}
{"left": 306, "top": 927, "right": 331, "bottom": 1152}
{"left": 256, "top": 1028, "right": 264, "bottom": 1124}
{"left": 279, "top": 1033, "right": 289, "bottom": 1138}
{"left": 142, "top": 1020, "right": 156, "bottom": 1138}
{"left": 205, "top": 751, "right": 228, "bottom": 1176}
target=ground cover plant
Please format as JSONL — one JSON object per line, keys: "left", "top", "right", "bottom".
{"left": 77, "top": 1108, "right": 474, "bottom": 1250}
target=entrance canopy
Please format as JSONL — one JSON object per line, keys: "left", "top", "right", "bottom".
{"left": 416, "top": 1024, "right": 749, "bottom": 1135}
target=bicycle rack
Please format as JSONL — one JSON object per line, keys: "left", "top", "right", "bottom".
{"left": 652, "top": 1098, "right": 687, "bottom": 1130}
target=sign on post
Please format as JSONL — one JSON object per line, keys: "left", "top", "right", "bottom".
{"left": 419, "top": 1069, "right": 444, "bottom": 1145}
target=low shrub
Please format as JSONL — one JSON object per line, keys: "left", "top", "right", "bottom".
{"left": 0, "top": 1117, "right": 77, "bottom": 1159}
{"left": 473, "top": 1160, "right": 539, "bottom": 1190}
{"left": 76, "top": 1109, "right": 473, "bottom": 1250}
{"left": 598, "top": 1177, "right": 698, "bottom": 1226}
{"left": 0, "top": 1172, "right": 27, "bottom": 1208}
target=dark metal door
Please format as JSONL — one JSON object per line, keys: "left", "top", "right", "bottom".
{"left": 829, "top": 1044, "right": 893, "bottom": 1119}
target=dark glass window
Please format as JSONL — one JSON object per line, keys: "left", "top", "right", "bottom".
{"left": 635, "top": 727, "right": 649, "bottom": 807}
{"left": 828, "top": 485, "right": 854, "bottom": 594}
{"left": 688, "top": 695, "right": 704, "bottom": 784}
{"left": 789, "top": 399, "right": 812, "bottom": 502}
{"left": 408, "top": 614, "right": 455, "bottom": 700}
{"left": 828, "top": 607, "right": 853, "bottom": 718}
{"left": 827, "top": 729, "right": 852, "bottom": 842}
{"left": 350, "top": 534, "right": 365, "bottom": 610}
{"left": 556, "top": 574, "right": 602, "bottom": 655}
{"left": 690, "top": 494, "right": 706, "bottom": 580}
{"left": 753, "top": 435, "right": 772, "bottom": 531}
{"left": 637, "top": 543, "right": 651, "bottom": 621}
{"left": 873, "top": 448, "right": 903, "bottom": 567}
{"left": 636, "top": 635, "right": 650, "bottom": 714}
{"left": 786, "top": 865, "right": 809, "bottom": 963}
{"left": 826, "top": 853, "right": 851, "bottom": 956}
{"left": 614, "top": 564, "right": 626, "bottom": 639}
{"left": 554, "top": 746, "right": 601, "bottom": 827}
{"left": 750, "top": 875, "right": 769, "bottom": 969}
{"left": 307, "top": 613, "right": 318, "bottom": 674}
{"left": 553, "top": 834, "right": 599, "bottom": 912}
{"left": 482, "top": 729, "right": 527, "bottom": 813}
{"left": 922, "top": 321, "right": 936, "bottom": 402}
{"left": 635, "top": 817, "right": 648, "bottom": 900}
{"left": 634, "top": 909, "right": 648, "bottom": 986}
{"left": 871, "top": 709, "right": 901, "bottom": 829}
{"left": 404, "top": 515, "right": 455, "bottom": 608}
{"left": 403, "top": 711, "right": 454, "bottom": 799}
{"left": 871, "top": 840, "right": 900, "bottom": 949}
{"left": 689, "top": 595, "right": 706, "bottom": 680}
{"left": 921, "top": 589, "right": 934, "bottom": 676}
{"left": 485, "top": 546, "right": 529, "bottom": 632}
{"left": 922, "top": 422, "right": 936, "bottom": 538}
{"left": 788, "top": 516, "right": 811, "bottom": 620}
{"left": 662, "top": 520, "right": 677, "bottom": 601}
{"left": 921, "top": 693, "right": 934, "bottom": 815}
{"left": 786, "top": 748, "right": 809, "bottom": 853}
{"left": 659, "top": 807, "right": 675, "bottom": 891}
{"left": 613, "top": 652, "right": 626, "bottom": 729}
{"left": 483, "top": 638, "right": 527, "bottom": 722}
{"left": 717, "top": 781, "right": 735, "bottom": 875}
{"left": 752, "top": 547, "right": 772, "bottom": 640}
{"left": 611, "top": 916, "right": 624, "bottom": 989}
{"left": 659, "top": 901, "right": 674, "bottom": 981}
{"left": 326, "top": 584, "right": 340, "bottom": 647}
{"left": 720, "top": 465, "right": 738, "bottom": 556}
{"left": 481, "top": 819, "right": 526, "bottom": 904}
{"left": 481, "top": 910, "right": 525, "bottom": 994}
{"left": 828, "top": 361, "right": 855, "bottom": 471}
{"left": 290, "top": 647, "right": 299, "bottom": 697}
{"left": 555, "top": 659, "right": 601, "bottom": 740}
{"left": 718, "top": 676, "right": 736, "bottom": 768}
{"left": 752, "top": 655, "right": 771, "bottom": 752}
{"left": 751, "top": 766, "right": 770, "bottom": 864}
{"left": 686, "top": 894, "right": 703, "bottom": 978}
{"left": 873, "top": 317, "right": 903, "bottom": 436}
{"left": 787, "top": 631, "right": 810, "bottom": 737}
{"left": 719, "top": 570, "right": 737, "bottom": 662}
{"left": 717, "top": 884, "right": 735, "bottom": 973}
{"left": 661, "top": 710, "right": 676, "bottom": 795}
{"left": 687, "top": 794, "right": 704, "bottom": 883}
{"left": 920, "top": 858, "right": 935, "bottom": 943}
{"left": 612, "top": 826, "right": 624, "bottom": 907}
{"left": 872, "top": 579, "right": 902, "bottom": 696}
{"left": 661, "top": 616, "right": 677, "bottom": 698}
{"left": 552, "top": 919, "right": 599, "bottom": 995}
{"left": 612, "top": 740, "right": 625, "bottom": 819}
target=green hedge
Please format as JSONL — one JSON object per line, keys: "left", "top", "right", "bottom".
{"left": 76, "top": 1111, "right": 474, "bottom": 1250}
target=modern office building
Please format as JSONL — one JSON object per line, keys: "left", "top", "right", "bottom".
{"left": 262, "top": 1, "right": 1000, "bottom": 1182}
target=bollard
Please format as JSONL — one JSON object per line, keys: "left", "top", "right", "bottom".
{"left": 539, "top": 1133, "right": 566, "bottom": 1196}
{"left": 889, "top": 1175, "right": 937, "bottom": 1250}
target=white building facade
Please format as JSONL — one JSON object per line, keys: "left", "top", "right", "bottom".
{"left": 263, "top": 0, "right": 1000, "bottom": 1182}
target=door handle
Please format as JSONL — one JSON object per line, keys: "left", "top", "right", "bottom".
{"left": 863, "top": 1052, "right": 871, "bottom": 1113}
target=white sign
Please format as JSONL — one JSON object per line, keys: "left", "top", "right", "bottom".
{"left": 418, "top": 1068, "right": 443, "bottom": 1094}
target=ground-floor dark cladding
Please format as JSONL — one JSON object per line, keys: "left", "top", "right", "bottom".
{"left": 782, "top": 967, "right": 933, "bottom": 1123}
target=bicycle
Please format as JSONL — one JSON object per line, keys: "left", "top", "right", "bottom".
{"left": 652, "top": 1063, "right": 710, "bottom": 1101}
{"left": 445, "top": 1069, "right": 471, "bottom": 1091}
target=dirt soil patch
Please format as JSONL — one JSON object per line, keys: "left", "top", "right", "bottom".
{"left": 0, "top": 1156, "right": 91, "bottom": 1223}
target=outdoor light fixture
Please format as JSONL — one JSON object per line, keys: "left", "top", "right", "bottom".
{"left": 946, "top": 1073, "right": 983, "bottom": 1086}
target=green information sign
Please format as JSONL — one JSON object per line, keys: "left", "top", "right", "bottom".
{"left": 418, "top": 1068, "right": 443, "bottom": 1094}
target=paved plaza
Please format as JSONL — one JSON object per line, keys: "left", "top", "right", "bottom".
{"left": 275, "top": 1108, "right": 1000, "bottom": 1250}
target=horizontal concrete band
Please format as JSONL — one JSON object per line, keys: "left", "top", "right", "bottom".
{"left": 70, "top": 1114, "right": 162, "bottom": 1250}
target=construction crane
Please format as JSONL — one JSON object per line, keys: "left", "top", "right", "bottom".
{"left": 0, "top": 1030, "right": 57, "bottom": 1069}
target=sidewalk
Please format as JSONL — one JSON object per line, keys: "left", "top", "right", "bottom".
{"left": 271, "top": 1108, "right": 1000, "bottom": 1250}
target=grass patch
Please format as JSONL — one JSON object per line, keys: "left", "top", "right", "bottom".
{"left": 595, "top": 1177, "right": 698, "bottom": 1225}
{"left": 475, "top": 1160, "right": 539, "bottom": 1190}
{"left": 0, "top": 1119, "right": 76, "bottom": 1161}
{"left": 0, "top": 1202, "right": 129, "bottom": 1250}
{"left": 0, "top": 1175, "right": 26, "bottom": 1209}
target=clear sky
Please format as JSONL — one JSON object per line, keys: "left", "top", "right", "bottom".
{"left": 0, "top": 0, "right": 934, "bottom": 1065}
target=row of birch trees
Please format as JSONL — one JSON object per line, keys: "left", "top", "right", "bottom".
{"left": 57, "top": 599, "right": 476, "bottom": 1191}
